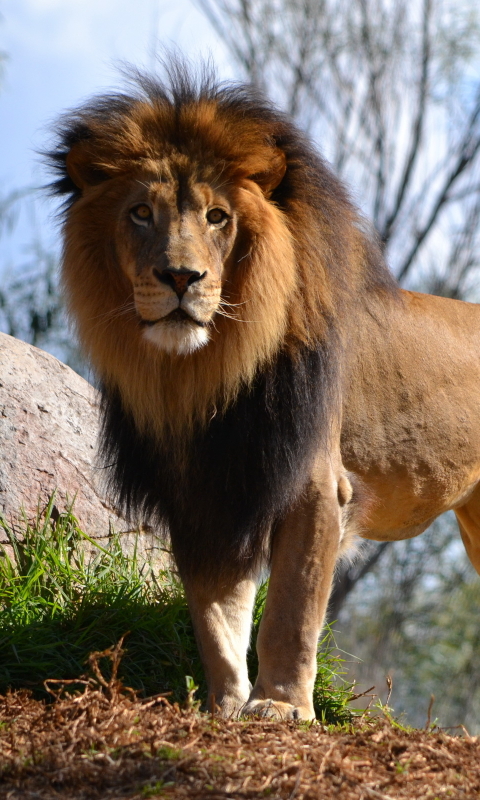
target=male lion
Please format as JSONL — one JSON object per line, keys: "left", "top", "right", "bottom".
{"left": 48, "top": 63, "right": 480, "bottom": 721}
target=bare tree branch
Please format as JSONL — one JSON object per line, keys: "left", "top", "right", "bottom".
{"left": 381, "top": 0, "right": 432, "bottom": 242}
{"left": 397, "top": 89, "right": 480, "bottom": 281}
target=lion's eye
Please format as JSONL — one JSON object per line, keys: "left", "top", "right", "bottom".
{"left": 206, "top": 208, "right": 228, "bottom": 225}
{"left": 130, "top": 204, "right": 152, "bottom": 226}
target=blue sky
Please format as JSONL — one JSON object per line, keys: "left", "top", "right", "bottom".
{"left": 0, "top": 0, "right": 231, "bottom": 270}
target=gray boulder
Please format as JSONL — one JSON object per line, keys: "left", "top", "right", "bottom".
{"left": 0, "top": 332, "right": 162, "bottom": 562}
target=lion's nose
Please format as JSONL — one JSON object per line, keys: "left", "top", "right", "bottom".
{"left": 153, "top": 267, "right": 205, "bottom": 298}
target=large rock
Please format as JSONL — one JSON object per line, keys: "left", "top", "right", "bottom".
{"left": 0, "top": 333, "right": 162, "bottom": 561}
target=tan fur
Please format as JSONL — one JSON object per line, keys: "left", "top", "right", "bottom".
{"left": 56, "top": 78, "right": 480, "bottom": 721}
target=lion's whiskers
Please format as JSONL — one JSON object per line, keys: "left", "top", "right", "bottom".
{"left": 90, "top": 300, "right": 135, "bottom": 322}
{"left": 216, "top": 301, "right": 254, "bottom": 323}
{"left": 218, "top": 300, "right": 243, "bottom": 320}
{"left": 88, "top": 299, "right": 136, "bottom": 332}
{"left": 220, "top": 298, "right": 248, "bottom": 309}
{"left": 216, "top": 308, "right": 243, "bottom": 321}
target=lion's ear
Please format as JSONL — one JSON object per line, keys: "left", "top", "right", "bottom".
{"left": 65, "top": 141, "right": 111, "bottom": 190}
{"left": 248, "top": 148, "right": 287, "bottom": 197}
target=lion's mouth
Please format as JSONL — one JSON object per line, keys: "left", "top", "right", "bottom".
{"left": 140, "top": 308, "right": 206, "bottom": 327}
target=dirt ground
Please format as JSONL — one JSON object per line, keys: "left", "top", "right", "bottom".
{"left": 1, "top": 669, "right": 479, "bottom": 800}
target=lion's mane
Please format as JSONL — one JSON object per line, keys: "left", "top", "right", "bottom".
{"left": 48, "top": 62, "right": 397, "bottom": 580}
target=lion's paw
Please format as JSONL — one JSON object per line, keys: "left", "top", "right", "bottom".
{"left": 241, "top": 699, "right": 313, "bottom": 721}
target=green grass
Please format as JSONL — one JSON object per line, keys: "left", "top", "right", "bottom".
{"left": 0, "top": 496, "right": 356, "bottom": 723}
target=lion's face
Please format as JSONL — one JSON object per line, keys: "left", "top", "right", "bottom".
{"left": 118, "top": 166, "right": 238, "bottom": 355}
{"left": 58, "top": 98, "right": 311, "bottom": 430}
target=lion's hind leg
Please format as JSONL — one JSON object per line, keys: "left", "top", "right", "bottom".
{"left": 455, "top": 486, "right": 480, "bottom": 574}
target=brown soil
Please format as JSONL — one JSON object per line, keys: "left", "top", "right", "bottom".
{"left": 1, "top": 678, "right": 479, "bottom": 800}
{"left": 0, "top": 644, "right": 478, "bottom": 800}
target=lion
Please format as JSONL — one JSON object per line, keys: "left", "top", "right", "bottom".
{"left": 47, "top": 61, "right": 480, "bottom": 721}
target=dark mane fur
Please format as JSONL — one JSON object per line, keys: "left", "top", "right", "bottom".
{"left": 100, "top": 341, "right": 338, "bottom": 582}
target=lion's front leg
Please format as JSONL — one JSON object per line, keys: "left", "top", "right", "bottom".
{"left": 244, "top": 468, "right": 343, "bottom": 721}
{"left": 182, "top": 575, "right": 257, "bottom": 717}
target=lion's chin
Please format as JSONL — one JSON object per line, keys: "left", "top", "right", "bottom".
{"left": 143, "top": 319, "right": 210, "bottom": 355}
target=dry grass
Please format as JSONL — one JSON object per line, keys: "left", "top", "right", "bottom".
{"left": 1, "top": 643, "right": 479, "bottom": 800}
